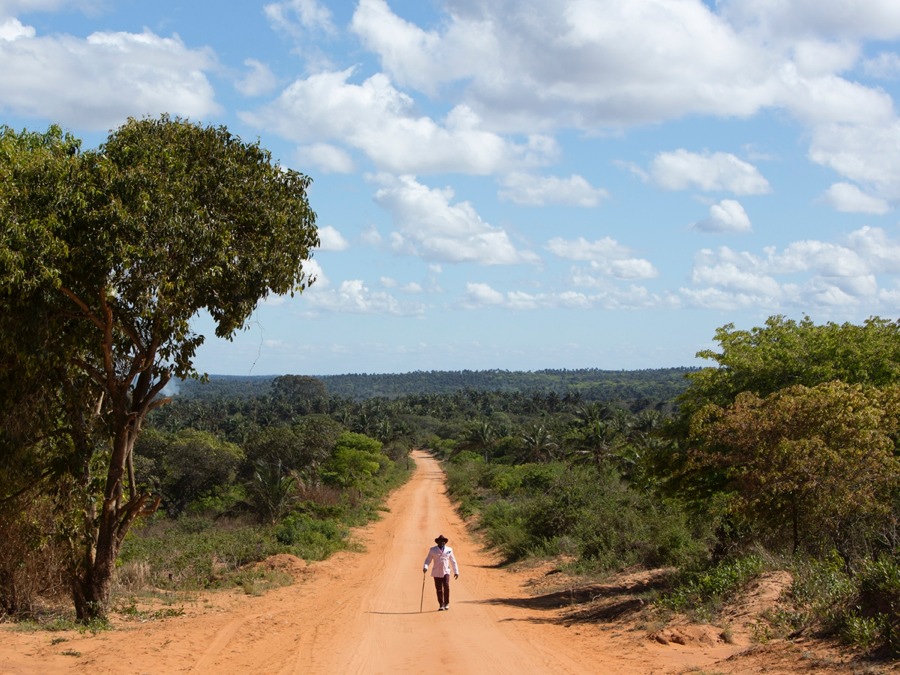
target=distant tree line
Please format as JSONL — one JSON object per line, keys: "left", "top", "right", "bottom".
{"left": 175, "top": 367, "right": 697, "bottom": 403}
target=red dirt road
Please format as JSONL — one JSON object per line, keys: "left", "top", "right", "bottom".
{"left": 0, "top": 451, "right": 754, "bottom": 674}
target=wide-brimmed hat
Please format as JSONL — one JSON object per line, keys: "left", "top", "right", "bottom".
{"left": 434, "top": 534, "right": 448, "bottom": 544}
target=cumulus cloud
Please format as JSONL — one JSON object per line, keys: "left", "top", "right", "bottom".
{"left": 0, "top": 23, "right": 218, "bottom": 129}
{"left": 373, "top": 175, "right": 538, "bottom": 265}
{"left": 821, "top": 183, "right": 890, "bottom": 215}
{"left": 296, "top": 143, "right": 355, "bottom": 174}
{"left": 381, "top": 277, "right": 423, "bottom": 293}
{"left": 264, "top": 0, "right": 335, "bottom": 36}
{"left": 243, "top": 69, "right": 556, "bottom": 175}
{"left": 305, "top": 278, "right": 425, "bottom": 315}
{"left": 863, "top": 52, "right": 900, "bottom": 79}
{"left": 809, "top": 121, "right": 900, "bottom": 202}
{"left": 317, "top": 225, "right": 349, "bottom": 251}
{"left": 352, "top": 0, "right": 782, "bottom": 132}
{"left": 498, "top": 172, "right": 608, "bottom": 206}
{"left": 546, "top": 236, "right": 657, "bottom": 280}
{"left": 683, "top": 226, "right": 900, "bottom": 310}
{"left": 461, "top": 281, "right": 669, "bottom": 311}
{"left": 692, "top": 199, "right": 753, "bottom": 233}
{"left": 649, "top": 150, "right": 771, "bottom": 194}
{"left": 235, "top": 58, "right": 277, "bottom": 97}
{"left": 721, "top": 0, "right": 900, "bottom": 41}
{"left": 0, "top": 17, "right": 33, "bottom": 39}
{"left": 343, "top": 0, "right": 900, "bottom": 205}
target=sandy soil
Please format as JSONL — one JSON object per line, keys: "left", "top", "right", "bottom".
{"left": 0, "top": 450, "right": 890, "bottom": 674}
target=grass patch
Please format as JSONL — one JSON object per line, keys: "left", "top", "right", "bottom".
{"left": 658, "top": 553, "right": 768, "bottom": 621}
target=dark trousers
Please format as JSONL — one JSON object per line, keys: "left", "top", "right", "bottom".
{"left": 433, "top": 574, "right": 450, "bottom": 605}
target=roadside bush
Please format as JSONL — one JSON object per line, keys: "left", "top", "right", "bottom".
{"left": 844, "top": 555, "right": 900, "bottom": 654}
{"left": 275, "top": 514, "right": 347, "bottom": 560}
{"left": 0, "top": 498, "right": 69, "bottom": 616}
{"left": 119, "top": 518, "right": 269, "bottom": 589}
{"left": 444, "top": 454, "right": 488, "bottom": 516}
{"left": 659, "top": 553, "right": 768, "bottom": 618}
{"left": 479, "top": 499, "right": 533, "bottom": 560}
{"left": 455, "top": 456, "right": 709, "bottom": 570}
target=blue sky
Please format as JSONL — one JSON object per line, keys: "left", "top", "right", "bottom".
{"left": 3, "top": 0, "right": 900, "bottom": 376}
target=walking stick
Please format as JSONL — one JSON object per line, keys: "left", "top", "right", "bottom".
{"left": 420, "top": 571, "right": 426, "bottom": 613}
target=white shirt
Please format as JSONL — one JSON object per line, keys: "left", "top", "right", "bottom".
{"left": 423, "top": 544, "right": 459, "bottom": 578}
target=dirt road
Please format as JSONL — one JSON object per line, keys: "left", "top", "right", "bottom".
{"left": 0, "top": 451, "right": 766, "bottom": 674}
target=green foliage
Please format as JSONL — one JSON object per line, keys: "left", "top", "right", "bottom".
{"left": 679, "top": 315, "right": 900, "bottom": 418}
{"left": 119, "top": 518, "right": 278, "bottom": 590}
{"left": 848, "top": 555, "right": 900, "bottom": 654}
{"left": 274, "top": 514, "right": 347, "bottom": 560}
{"left": 684, "top": 382, "right": 900, "bottom": 557}
{"left": 245, "top": 460, "right": 298, "bottom": 524}
{"left": 659, "top": 553, "right": 768, "bottom": 618}
{"left": 321, "top": 432, "right": 384, "bottom": 491}
{"left": 161, "top": 430, "right": 244, "bottom": 516}
{"left": 448, "top": 455, "right": 708, "bottom": 570}
{"left": 0, "top": 117, "right": 318, "bottom": 621}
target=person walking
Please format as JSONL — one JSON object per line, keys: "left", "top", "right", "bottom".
{"left": 423, "top": 534, "right": 459, "bottom": 611}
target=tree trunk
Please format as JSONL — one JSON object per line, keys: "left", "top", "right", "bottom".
{"left": 71, "top": 419, "right": 158, "bottom": 622}
{"left": 72, "top": 550, "right": 115, "bottom": 622}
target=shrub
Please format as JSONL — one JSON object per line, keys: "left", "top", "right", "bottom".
{"left": 846, "top": 555, "right": 900, "bottom": 654}
{"left": 275, "top": 514, "right": 347, "bottom": 560}
{"left": 0, "top": 497, "right": 69, "bottom": 617}
{"left": 659, "top": 553, "right": 768, "bottom": 617}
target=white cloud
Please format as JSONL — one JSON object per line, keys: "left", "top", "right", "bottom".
{"left": 317, "top": 225, "right": 349, "bottom": 251}
{"left": 863, "top": 52, "right": 900, "bottom": 79}
{"left": 809, "top": 121, "right": 900, "bottom": 202}
{"left": 461, "top": 280, "right": 669, "bottom": 311}
{"left": 264, "top": 0, "right": 335, "bottom": 36}
{"left": 546, "top": 236, "right": 657, "bottom": 280}
{"left": 650, "top": 150, "right": 771, "bottom": 194}
{"left": 380, "top": 277, "right": 422, "bottom": 293}
{"left": 0, "top": 17, "right": 33, "bottom": 39}
{"left": 0, "top": 24, "right": 218, "bottom": 129}
{"left": 373, "top": 175, "right": 538, "bottom": 265}
{"left": 790, "top": 40, "right": 859, "bottom": 77}
{"left": 498, "top": 172, "right": 608, "bottom": 206}
{"left": 296, "top": 143, "right": 355, "bottom": 174}
{"left": 243, "top": 69, "right": 556, "bottom": 175}
{"left": 775, "top": 64, "right": 895, "bottom": 126}
{"left": 463, "top": 282, "right": 505, "bottom": 307}
{"left": 821, "top": 183, "right": 890, "bottom": 215}
{"left": 351, "top": 0, "right": 780, "bottom": 132}
{"left": 235, "top": 59, "right": 277, "bottom": 97}
{"left": 721, "top": 0, "right": 900, "bottom": 41}
{"left": 305, "top": 278, "right": 424, "bottom": 315}
{"left": 846, "top": 226, "right": 900, "bottom": 273}
{"left": 360, "top": 225, "right": 382, "bottom": 247}
{"left": 346, "top": 0, "right": 900, "bottom": 200}
{"left": 683, "top": 226, "right": 900, "bottom": 310}
{"left": 692, "top": 199, "right": 753, "bottom": 233}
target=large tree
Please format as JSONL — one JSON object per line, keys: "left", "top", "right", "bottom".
{"left": 685, "top": 382, "right": 900, "bottom": 558}
{"left": 0, "top": 117, "right": 318, "bottom": 620}
{"left": 678, "top": 315, "right": 900, "bottom": 419}
{"left": 662, "top": 316, "right": 900, "bottom": 558}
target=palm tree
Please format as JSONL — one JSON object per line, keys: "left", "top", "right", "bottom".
{"left": 521, "top": 424, "right": 559, "bottom": 463}
{"left": 568, "top": 419, "right": 619, "bottom": 473}
{"left": 459, "top": 419, "right": 497, "bottom": 461}
{"left": 245, "top": 459, "right": 298, "bottom": 524}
